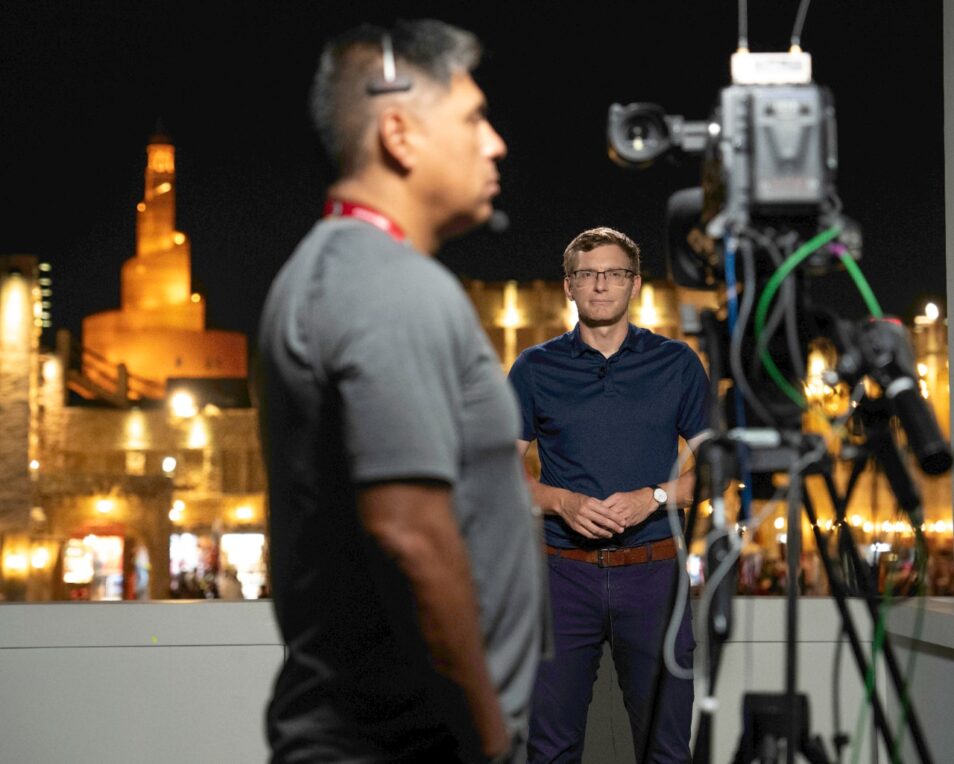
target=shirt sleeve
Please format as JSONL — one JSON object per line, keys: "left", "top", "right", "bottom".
{"left": 318, "top": 259, "right": 468, "bottom": 486}
{"left": 507, "top": 351, "right": 537, "bottom": 442}
{"left": 677, "top": 348, "right": 712, "bottom": 440}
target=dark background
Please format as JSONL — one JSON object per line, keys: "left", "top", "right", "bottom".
{"left": 1, "top": 1, "right": 945, "bottom": 345}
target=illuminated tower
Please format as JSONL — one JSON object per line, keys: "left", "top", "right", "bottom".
{"left": 82, "top": 132, "right": 246, "bottom": 398}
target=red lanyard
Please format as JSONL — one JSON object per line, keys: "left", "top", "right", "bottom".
{"left": 323, "top": 199, "right": 405, "bottom": 242}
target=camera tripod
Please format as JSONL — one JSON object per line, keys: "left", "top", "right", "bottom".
{"left": 638, "top": 323, "right": 937, "bottom": 764}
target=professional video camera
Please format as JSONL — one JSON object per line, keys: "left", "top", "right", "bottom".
{"left": 607, "top": 48, "right": 873, "bottom": 438}
{"left": 606, "top": 8, "right": 951, "bottom": 764}
{"left": 607, "top": 45, "right": 945, "bottom": 451}
{"left": 608, "top": 50, "right": 859, "bottom": 286}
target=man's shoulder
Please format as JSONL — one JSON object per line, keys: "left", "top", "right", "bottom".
{"left": 294, "top": 219, "right": 464, "bottom": 301}
{"left": 636, "top": 327, "right": 698, "bottom": 360}
{"left": 260, "top": 219, "right": 472, "bottom": 355}
{"left": 312, "top": 218, "right": 421, "bottom": 268}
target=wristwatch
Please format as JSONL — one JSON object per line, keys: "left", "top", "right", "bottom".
{"left": 650, "top": 484, "right": 668, "bottom": 508}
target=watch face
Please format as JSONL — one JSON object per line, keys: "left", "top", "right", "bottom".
{"left": 653, "top": 487, "right": 668, "bottom": 505}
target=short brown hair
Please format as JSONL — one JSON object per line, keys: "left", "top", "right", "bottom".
{"left": 562, "top": 227, "right": 641, "bottom": 277}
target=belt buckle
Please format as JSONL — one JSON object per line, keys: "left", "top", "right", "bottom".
{"left": 597, "top": 549, "right": 606, "bottom": 568}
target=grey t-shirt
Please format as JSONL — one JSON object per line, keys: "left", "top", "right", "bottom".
{"left": 258, "top": 218, "right": 544, "bottom": 762}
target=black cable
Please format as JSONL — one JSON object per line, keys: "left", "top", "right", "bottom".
{"left": 791, "top": 0, "right": 812, "bottom": 48}
{"left": 783, "top": 283, "right": 805, "bottom": 379}
{"left": 781, "top": 238, "right": 807, "bottom": 380}
{"left": 744, "top": 227, "right": 784, "bottom": 384}
{"left": 769, "top": 232, "right": 807, "bottom": 381}
{"left": 832, "top": 624, "right": 847, "bottom": 763}
{"left": 889, "top": 525, "right": 932, "bottom": 762}
{"left": 757, "top": 294, "right": 789, "bottom": 377}
{"left": 730, "top": 235, "right": 777, "bottom": 426}
{"left": 729, "top": 227, "right": 812, "bottom": 426}
{"left": 748, "top": 230, "right": 805, "bottom": 382}
{"left": 742, "top": 230, "right": 785, "bottom": 371}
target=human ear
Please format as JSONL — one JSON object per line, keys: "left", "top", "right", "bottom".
{"left": 630, "top": 275, "right": 642, "bottom": 300}
{"left": 377, "top": 106, "right": 417, "bottom": 170}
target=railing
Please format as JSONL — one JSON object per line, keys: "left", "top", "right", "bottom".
{"left": 60, "top": 331, "right": 165, "bottom": 406}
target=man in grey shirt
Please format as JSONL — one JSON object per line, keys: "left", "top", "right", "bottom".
{"left": 257, "top": 20, "right": 544, "bottom": 764}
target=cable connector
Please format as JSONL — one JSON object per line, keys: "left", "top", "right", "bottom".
{"left": 727, "top": 428, "right": 783, "bottom": 448}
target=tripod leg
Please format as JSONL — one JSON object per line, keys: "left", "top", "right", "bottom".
{"left": 784, "top": 477, "right": 802, "bottom": 764}
{"left": 801, "top": 734, "right": 832, "bottom": 764}
{"left": 818, "top": 477, "right": 936, "bottom": 764}
{"left": 802, "top": 493, "right": 902, "bottom": 759}
{"left": 822, "top": 463, "right": 869, "bottom": 594}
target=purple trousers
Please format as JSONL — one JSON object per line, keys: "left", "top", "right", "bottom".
{"left": 527, "top": 553, "right": 694, "bottom": 763}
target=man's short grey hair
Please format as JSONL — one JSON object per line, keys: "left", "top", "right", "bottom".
{"left": 311, "top": 19, "right": 482, "bottom": 177}
{"left": 563, "top": 227, "right": 642, "bottom": 277}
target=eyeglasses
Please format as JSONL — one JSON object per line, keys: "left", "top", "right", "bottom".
{"left": 568, "top": 269, "right": 635, "bottom": 286}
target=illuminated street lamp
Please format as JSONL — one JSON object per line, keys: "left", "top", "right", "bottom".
{"left": 169, "top": 389, "right": 198, "bottom": 418}
{"left": 235, "top": 505, "right": 254, "bottom": 523}
{"left": 169, "top": 499, "right": 185, "bottom": 523}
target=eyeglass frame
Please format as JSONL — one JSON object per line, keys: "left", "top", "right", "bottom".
{"left": 567, "top": 268, "right": 637, "bottom": 286}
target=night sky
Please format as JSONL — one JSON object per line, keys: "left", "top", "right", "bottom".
{"left": 2, "top": 1, "right": 945, "bottom": 347}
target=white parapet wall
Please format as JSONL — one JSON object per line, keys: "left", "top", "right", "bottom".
{"left": 0, "top": 601, "right": 284, "bottom": 764}
{"left": 883, "top": 597, "right": 954, "bottom": 764}
{"left": 1, "top": 597, "right": 951, "bottom": 764}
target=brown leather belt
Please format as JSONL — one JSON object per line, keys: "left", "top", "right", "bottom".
{"left": 545, "top": 537, "right": 677, "bottom": 567}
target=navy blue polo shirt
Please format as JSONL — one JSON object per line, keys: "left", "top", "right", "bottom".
{"left": 508, "top": 323, "right": 710, "bottom": 549}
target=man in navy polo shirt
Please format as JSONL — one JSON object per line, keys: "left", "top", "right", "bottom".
{"left": 508, "top": 226, "right": 711, "bottom": 763}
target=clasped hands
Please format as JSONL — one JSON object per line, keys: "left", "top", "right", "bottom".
{"left": 558, "top": 487, "right": 661, "bottom": 540}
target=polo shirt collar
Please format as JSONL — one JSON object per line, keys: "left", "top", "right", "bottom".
{"left": 567, "top": 323, "right": 647, "bottom": 358}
